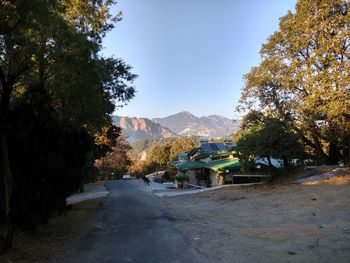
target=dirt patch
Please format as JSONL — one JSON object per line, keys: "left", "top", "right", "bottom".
{"left": 303, "top": 175, "right": 350, "bottom": 186}
{"left": 0, "top": 198, "right": 103, "bottom": 263}
{"left": 296, "top": 167, "right": 350, "bottom": 184}
{"left": 163, "top": 175, "right": 350, "bottom": 263}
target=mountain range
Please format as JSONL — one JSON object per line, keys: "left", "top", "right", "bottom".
{"left": 112, "top": 116, "right": 176, "bottom": 142}
{"left": 113, "top": 111, "right": 240, "bottom": 142}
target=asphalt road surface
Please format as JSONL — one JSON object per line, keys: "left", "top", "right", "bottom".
{"left": 57, "top": 180, "right": 210, "bottom": 263}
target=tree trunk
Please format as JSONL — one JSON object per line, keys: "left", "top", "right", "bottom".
{"left": 0, "top": 60, "right": 19, "bottom": 254}
{"left": 0, "top": 133, "right": 13, "bottom": 254}
{"left": 348, "top": 135, "right": 350, "bottom": 167}
{"left": 267, "top": 156, "right": 273, "bottom": 168}
{"left": 327, "top": 142, "right": 339, "bottom": 165}
{"left": 282, "top": 156, "right": 290, "bottom": 168}
{"left": 344, "top": 115, "right": 350, "bottom": 167}
{"left": 312, "top": 132, "right": 328, "bottom": 165}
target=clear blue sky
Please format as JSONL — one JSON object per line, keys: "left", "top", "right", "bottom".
{"left": 102, "top": 0, "right": 296, "bottom": 119}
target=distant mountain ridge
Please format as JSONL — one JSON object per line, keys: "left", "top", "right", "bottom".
{"left": 112, "top": 116, "right": 176, "bottom": 142}
{"left": 113, "top": 111, "right": 240, "bottom": 142}
{"left": 153, "top": 111, "right": 240, "bottom": 138}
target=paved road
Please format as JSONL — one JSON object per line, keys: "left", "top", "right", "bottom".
{"left": 57, "top": 180, "right": 210, "bottom": 263}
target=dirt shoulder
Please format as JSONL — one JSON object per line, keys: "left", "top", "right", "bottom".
{"left": 0, "top": 198, "right": 103, "bottom": 263}
{"left": 163, "top": 175, "right": 350, "bottom": 263}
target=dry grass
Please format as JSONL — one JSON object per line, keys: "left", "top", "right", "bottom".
{"left": 303, "top": 175, "right": 350, "bottom": 185}
{"left": 0, "top": 198, "right": 102, "bottom": 263}
{"left": 164, "top": 174, "right": 350, "bottom": 263}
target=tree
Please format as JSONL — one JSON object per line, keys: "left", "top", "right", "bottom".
{"left": 128, "top": 160, "right": 158, "bottom": 178}
{"left": 169, "top": 137, "right": 196, "bottom": 161}
{"left": 0, "top": 0, "right": 54, "bottom": 251}
{"left": 239, "top": 0, "right": 350, "bottom": 164}
{"left": 235, "top": 111, "right": 305, "bottom": 170}
{"left": 0, "top": 0, "right": 136, "bottom": 252}
{"left": 95, "top": 136, "right": 132, "bottom": 180}
{"left": 128, "top": 137, "right": 200, "bottom": 177}
{"left": 6, "top": 87, "right": 94, "bottom": 229}
{"left": 148, "top": 143, "right": 172, "bottom": 168}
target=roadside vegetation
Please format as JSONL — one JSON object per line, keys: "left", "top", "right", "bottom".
{"left": 95, "top": 135, "right": 132, "bottom": 180}
{"left": 0, "top": 0, "right": 136, "bottom": 253}
{"left": 0, "top": 198, "right": 103, "bottom": 263}
{"left": 236, "top": 0, "right": 350, "bottom": 170}
{"left": 127, "top": 136, "right": 200, "bottom": 179}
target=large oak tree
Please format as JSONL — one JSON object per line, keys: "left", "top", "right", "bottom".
{"left": 240, "top": 0, "right": 350, "bottom": 164}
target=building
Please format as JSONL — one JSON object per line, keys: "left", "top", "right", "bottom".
{"left": 170, "top": 139, "right": 240, "bottom": 187}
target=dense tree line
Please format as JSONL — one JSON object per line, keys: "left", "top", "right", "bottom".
{"left": 128, "top": 136, "right": 199, "bottom": 178}
{"left": 128, "top": 138, "right": 167, "bottom": 160}
{"left": 95, "top": 135, "right": 132, "bottom": 180}
{"left": 0, "top": 0, "right": 136, "bottom": 252}
{"left": 236, "top": 0, "right": 350, "bottom": 167}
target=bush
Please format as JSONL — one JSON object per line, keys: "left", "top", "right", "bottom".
{"left": 153, "top": 177, "right": 166, "bottom": 183}
{"left": 166, "top": 167, "right": 177, "bottom": 180}
{"left": 163, "top": 171, "right": 171, "bottom": 180}
{"left": 175, "top": 175, "right": 189, "bottom": 182}
{"left": 268, "top": 166, "right": 303, "bottom": 182}
{"left": 239, "top": 159, "right": 257, "bottom": 172}
{"left": 195, "top": 170, "right": 211, "bottom": 187}
{"left": 0, "top": 91, "right": 93, "bottom": 230}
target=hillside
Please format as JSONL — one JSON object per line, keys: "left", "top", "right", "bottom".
{"left": 113, "top": 112, "right": 240, "bottom": 142}
{"left": 112, "top": 116, "right": 176, "bottom": 142}
{"left": 153, "top": 111, "right": 240, "bottom": 137}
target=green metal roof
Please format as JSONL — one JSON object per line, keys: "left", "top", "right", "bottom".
{"left": 170, "top": 159, "right": 181, "bottom": 166}
{"left": 193, "top": 150, "right": 230, "bottom": 160}
{"left": 187, "top": 147, "right": 200, "bottom": 157}
{"left": 170, "top": 144, "right": 240, "bottom": 173}
{"left": 172, "top": 160, "right": 207, "bottom": 170}
{"left": 171, "top": 158, "right": 240, "bottom": 172}
{"left": 204, "top": 158, "right": 240, "bottom": 172}
{"left": 179, "top": 152, "right": 188, "bottom": 158}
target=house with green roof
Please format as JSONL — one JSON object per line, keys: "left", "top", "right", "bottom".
{"left": 170, "top": 139, "right": 240, "bottom": 187}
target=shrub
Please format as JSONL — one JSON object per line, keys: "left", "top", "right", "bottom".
{"left": 175, "top": 175, "right": 189, "bottom": 182}
{"left": 0, "top": 92, "right": 93, "bottom": 230}
{"left": 153, "top": 177, "right": 165, "bottom": 183}
{"left": 195, "top": 170, "right": 211, "bottom": 187}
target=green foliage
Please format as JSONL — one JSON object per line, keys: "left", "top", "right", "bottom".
{"left": 1, "top": 87, "right": 93, "bottom": 229}
{"left": 128, "top": 160, "right": 158, "bottom": 178}
{"left": 0, "top": 0, "right": 136, "bottom": 132}
{"left": 148, "top": 143, "right": 172, "bottom": 168}
{"left": 195, "top": 170, "right": 211, "bottom": 187}
{"left": 239, "top": 0, "right": 350, "bottom": 164}
{"left": 62, "top": 0, "right": 120, "bottom": 44}
{"left": 175, "top": 175, "right": 189, "bottom": 182}
{"left": 129, "top": 136, "right": 200, "bottom": 176}
{"left": 95, "top": 136, "right": 132, "bottom": 180}
{"left": 0, "top": 0, "right": 136, "bottom": 250}
{"left": 165, "top": 168, "right": 177, "bottom": 180}
{"left": 163, "top": 170, "right": 171, "bottom": 180}
{"left": 153, "top": 177, "right": 166, "bottom": 183}
{"left": 129, "top": 138, "right": 164, "bottom": 160}
{"left": 169, "top": 137, "right": 195, "bottom": 160}
{"left": 235, "top": 111, "right": 305, "bottom": 170}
